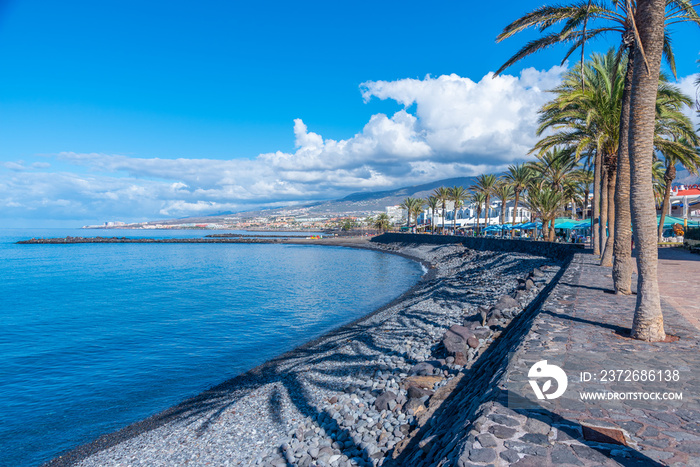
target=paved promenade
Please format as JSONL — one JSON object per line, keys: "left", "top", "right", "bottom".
{"left": 655, "top": 247, "right": 700, "bottom": 332}
{"left": 395, "top": 251, "right": 700, "bottom": 466}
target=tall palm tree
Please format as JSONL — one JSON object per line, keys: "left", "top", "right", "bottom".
{"left": 493, "top": 181, "right": 515, "bottom": 229}
{"left": 448, "top": 186, "right": 468, "bottom": 233}
{"left": 470, "top": 191, "right": 487, "bottom": 235}
{"left": 504, "top": 163, "right": 532, "bottom": 236}
{"left": 629, "top": 0, "right": 667, "bottom": 341}
{"left": 496, "top": 0, "right": 700, "bottom": 299}
{"left": 534, "top": 52, "right": 623, "bottom": 263}
{"left": 471, "top": 174, "right": 498, "bottom": 227}
{"left": 426, "top": 195, "right": 440, "bottom": 234}
{"left": 432, "top": 187, "right": 450, "bottom": 233}
{"left": 373, "top": 213, "right": 391, "bottom": 233}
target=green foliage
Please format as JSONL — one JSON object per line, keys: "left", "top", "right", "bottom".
{"left": 686, "top": 228, "right": 700, "bottom": 241}
{"left": 341, "top": 219, "right": 356, "bottom": 231}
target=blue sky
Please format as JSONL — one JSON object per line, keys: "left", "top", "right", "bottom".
{"left": 1, "top": 0, "right": 698, "bottom": 227}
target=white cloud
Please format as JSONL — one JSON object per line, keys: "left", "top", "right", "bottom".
{"left": 676, "top": 73, "right": 700, "bottom": 130}
{"left": 5, "top": 65, "right": 644, "bottom": 224}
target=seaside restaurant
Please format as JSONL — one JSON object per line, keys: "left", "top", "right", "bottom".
{"left": 665, "top": 184, "right": 700, "bottom": 224}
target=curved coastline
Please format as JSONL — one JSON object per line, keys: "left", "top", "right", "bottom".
{"left": 43, "top": 236, "right": 432, "bottom": 467}
{"left": 44, "top": 236, "right": 564, "bottom": 467}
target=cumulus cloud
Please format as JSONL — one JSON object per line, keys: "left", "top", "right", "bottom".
{"left": 5, "top": 65, "right": 643, "bottom": 224}
{"left": 676, "top": 73, "right": 700, "bottom": 130}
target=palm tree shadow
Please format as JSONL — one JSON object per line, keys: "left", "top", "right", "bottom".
{"left": 384, "top": 258, "right": 664, "bottom": 466}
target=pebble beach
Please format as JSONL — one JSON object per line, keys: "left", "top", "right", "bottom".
{"left": 46, "top": 237, "right": 561, "bottom": 467}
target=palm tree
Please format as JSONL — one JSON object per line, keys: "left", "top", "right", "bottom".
{"left": 411, "top": 200, "right": 425, "bottom": 232}
{"left": 401, "top": 197, "right": 423, "bottom": 230}
{"left": 533, "top": 52, "right": 623, "bottom": 262}
{"left": 471, "top": 174, "right": 499, "bottom": 227}
{"left": 572, "top": 167, "right": 594, "bottom": 219}
{"left": 448, "top": 186, "right": 468, "bottom": 233}
{"left": 629, "top": 0, "right": 667, "bottom": 341}
{"left": 493, "top": 181, "right": 514, "bottom": 234}
{"left": 432, "top": 187, "right": 450, "bottom": 233}
{"left": 470, "top": 191, "right": 487, "bottom": 235}
{"left": 527, "top": 185, "right": 564, "bottom": 242}
{"left": 657, "top": 138, "right": 700, "bottom": 240}
{"left": 373, "top": 213, "right": 391, "bottom": 233}
{"left": 504, "top": 163, "right": 532, "bottom": 236}
{"left": 426, "top": 196, "right": 440, "bottom": 234}
{"left": 496, "top": 0, "right": 700, "bottom": 300}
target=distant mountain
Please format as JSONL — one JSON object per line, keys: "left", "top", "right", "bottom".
{"left": 674, "top": 169, "right": 700, "bottom": 186}
{"left": 153, "top": 176, "right": 477, "bottom": 224}
{"left": 294, "top": 176, "right": 478, "bottom": 216}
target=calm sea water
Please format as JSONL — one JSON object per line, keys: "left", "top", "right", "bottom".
{"left": 0, "top": 229, "right": 423, "bottom": 466}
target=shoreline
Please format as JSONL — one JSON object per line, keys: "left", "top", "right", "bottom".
{"left": 42, "top": 237, "right": 432, "bottom": 467}
{"left": 44, "top": 237, "right": 561, "bottom": 467}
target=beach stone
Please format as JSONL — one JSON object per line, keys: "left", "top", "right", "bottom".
{"left": 447, "top": 325, "right": 475, "bottom": 342}
{"left": 531, "top": 267, "right": 543, "bottom": 277}
{"left": 407, "top": 386, "right": 432, "bottom": 400}
{"left": 453, "top": 352, "right": 468, "bottom": 366}
{"left": 472, "top": 327, "right": 491, "bottom": 339}
{"left": 467, "top": 336, "right": 479, "bottom": 349}
{"left": 404, "top": 398, "right": 426, "bottom": 416}
{"left": 374, "top": 392, "right": 397, "bottom": 411}
{"left": 441, "top": 332, "right": 467, "bottom": 357}
{"left": 494, "top": 295, "right": 520, "bottom": 311}
{"left": 409, "top": 362, "right": 435, "bottom": 376}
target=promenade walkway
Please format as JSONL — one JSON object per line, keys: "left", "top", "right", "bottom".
{"left": 655, "top": 247, "right": 700, "bottom": 332}
{"left": 395, "top": 250, "right": 700, "bottom": 466}
{"left": 483, "top": 253, "right": 700, "bottom": 466}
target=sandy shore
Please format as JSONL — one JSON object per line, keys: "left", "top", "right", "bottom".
{"left": 45, "top": 238, "right": 560, "bottom": 467}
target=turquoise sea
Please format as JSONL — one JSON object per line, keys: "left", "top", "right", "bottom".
{"left": 0, "top": 229, "right": 424, "bottom": 466}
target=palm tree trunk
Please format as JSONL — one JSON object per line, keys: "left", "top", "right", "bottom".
{"left": 593, "top": 150, "right": 602, "bottom": 255}
{"left": 601, "top": 162, "right": 617, "bottom": 266}
{"left": 484, "top": 195, "right": 490, "bottom": 226}
{"left": 613, "top": 52, "right": 634, "bottom": 294}
{"left": 629, "top": 0, "right": 666, "bottom": 341}
{"left": 583, "top": 186, "right": 590, "bottom": 220}
{"left": 511, "top": 192, "right": 520, "bottom": 238}
{"left": 599, "top": 163, "right": 609, "bottom": 256}
{"left": 658, "top": 165, "right": 675, "bottom": 241}
{"left": 476, "top": 208, "right": 481, "bottom": 235}
{"left": 441, "top": 202, "right": 446, "bottom": 233}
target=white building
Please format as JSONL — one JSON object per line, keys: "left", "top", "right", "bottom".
{"left": 385, "top": 205, "right": 406, "bottom": 224}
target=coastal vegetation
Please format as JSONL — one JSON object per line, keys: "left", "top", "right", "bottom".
{"left": 390, "top": 1, "right": 700, "bottom": 342}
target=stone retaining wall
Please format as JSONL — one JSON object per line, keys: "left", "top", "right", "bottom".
{"left": 371, "top": 233, "right": 583, "bottom": 260}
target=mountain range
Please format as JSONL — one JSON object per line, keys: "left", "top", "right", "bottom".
{"left": 160, "top": 176, "right": 478, "bottom": 224}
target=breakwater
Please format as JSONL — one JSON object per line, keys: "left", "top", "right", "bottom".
{"left": 372, "top": 232, "right": 584, "bottom": 260}
{"left": 18, "top": 236, "right": 290, "bottom": 244}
